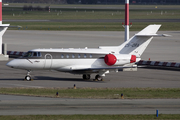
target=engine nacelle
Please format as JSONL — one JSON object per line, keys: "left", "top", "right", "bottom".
{"left": 104, "top": 54, "right": 136, "bottom": 66}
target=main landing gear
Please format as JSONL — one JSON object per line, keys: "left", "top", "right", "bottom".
{"left": 82, "top": 74, "right": 91, "bottom": 80}
{"left": 24, "top": 70, "right": 32, "bottom": 81}
{"left": 95, "top": 75, "right": 103, "bottom": 81}
{"left": 82, "top": 74, "right": 103, "bottom": 81}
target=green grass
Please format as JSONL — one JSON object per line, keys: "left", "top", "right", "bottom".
{"left": 0, "top": 88, "right": 180, "bottom": 99}
{"left": 2, "top": 6, "right": 180, "bottom": 31}
{"left": 4, "top": 22, "right": 180, "bottom": 31}
{"left": 0, "top": 114, "right": 180, "bottom": 120}
{"left": 5, "top": 3, "right": 180, "bottom": 10}
{"left": 3, "top": 8, "right": 180, "bottom": 20}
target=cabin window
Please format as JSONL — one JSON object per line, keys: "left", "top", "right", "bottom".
{"left": 84, "top": 54, "right": 87, "bottom": 58}
{"left": 66, "top": 54, "right": 69, "bottom": 58}
{"left": 72, "top": 54, "right": 75, "bottom": 58}
{"left": 61, "top": 54, "right": 64, "bottom": 58}
{"left": 78, "top": 54, "right": 81, "bottom": 58}
{"left": 89, "top": 54, "right": 92, "bottom": 58}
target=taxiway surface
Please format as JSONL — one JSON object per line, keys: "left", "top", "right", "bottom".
{"left": 0, "top": 95, "right": 180, "bottom": 115}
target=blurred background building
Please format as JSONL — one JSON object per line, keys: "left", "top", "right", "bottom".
{"left": 2, "top": 0, "right": 180, "bottom": 5}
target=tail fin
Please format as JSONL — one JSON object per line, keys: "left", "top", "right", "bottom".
{"left": 0, "top": 24, "right": 10, "bottom": 54}
{"left": 119, "top": 25, "right": 162, "bottom": 57}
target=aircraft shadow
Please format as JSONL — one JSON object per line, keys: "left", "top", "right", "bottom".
{"left": 0, "top": 77, "right": 105, "bottom": 83}
{"left": 33, "top": 76, "right": 101, "bottom": 82}
{"left": 0, "top": 78, "right": 25, "bottom": 81}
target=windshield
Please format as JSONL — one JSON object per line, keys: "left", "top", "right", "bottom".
{"left": 23, "top": 52, "right": 42, "bottom": 58}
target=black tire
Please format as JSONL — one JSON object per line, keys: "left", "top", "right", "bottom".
{"left": 25, "top": 75, "right": 31, "bottom": 81}
{"left": 86, "top": 74, "right": 90, "bottom": 80}
{"left": 83, "top": 74, "right": 86, "bottom": 80}
{"left": 95, "top": 75, "right": 102, "bottom": 81}
{"left": 82, "top": 74, "right": 91, "bottom": 80}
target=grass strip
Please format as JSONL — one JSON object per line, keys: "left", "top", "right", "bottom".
{"left": 0, "top": 88, "right": 180, "bottom": 99}
{"left": 2, "top": 6, "right": 180, "bottom": 31}
{"left": 0, "top": 114, "right": 180, "bottom": 120}
{"left": 3, "top": 7, "right": 180, "bottom": 20}
{"left": 4, "top": 22, "right": 180, "bottom": 31}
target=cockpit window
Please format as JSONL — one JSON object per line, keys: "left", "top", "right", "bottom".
{"left": 37, "top": 52, "right": 41, "bottom": 57}
{"left": 23, "top": 52, "right": 41, "bottom": 57}
{"left": 33, "top": 52, "right": 37, "bottom": 57}
{"left": 23, "top": 52, "right": 32, "bottom": 57}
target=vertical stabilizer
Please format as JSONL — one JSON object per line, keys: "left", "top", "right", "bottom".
{"left": 119, "top": 25, "right": 161, "bottom": 58}
{"left": 0, "top": 0, "right": 10, "bottom": 61}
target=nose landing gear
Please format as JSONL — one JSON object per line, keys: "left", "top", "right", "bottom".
{"left": 24, "top": 70, "right": 32, "bottom": 81}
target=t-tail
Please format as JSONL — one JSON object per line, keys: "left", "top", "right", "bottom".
{"left": 118, "top": 24, "right": 169, "bottom": 58}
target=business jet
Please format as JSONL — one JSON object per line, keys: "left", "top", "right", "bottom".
{"left": 6, "top": 25, "right": 168, "bottom": 81}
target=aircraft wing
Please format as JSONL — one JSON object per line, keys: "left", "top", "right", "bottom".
{"left": 62, "top": 65, "right": 137, "bottom": 74}
{"left": 137, "top": 60, "right": 180, "bottom": 70}
{"left": 78, "top": 65, "right": 137, "bottom": 70}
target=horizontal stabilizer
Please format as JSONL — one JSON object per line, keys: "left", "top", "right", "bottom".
{"left": 136, "top": 34, "right": 171, "bottom": 37}
{"left": 135, "top": 24, "right": 161, "bottom": 36}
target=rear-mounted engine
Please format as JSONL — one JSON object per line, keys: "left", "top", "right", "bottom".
{"left": 104, "top": 54, "right": 136, "bottom": 66}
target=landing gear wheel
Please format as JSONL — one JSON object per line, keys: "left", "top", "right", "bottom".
{"left": 25, "top": 75, "right": 31, "bottom": 81}
{"left": 25, "top": 70, "right": 32, "bottom": 81}
{"left": 82, "top": 74, "right": 91, "bottom": 80}
{"left": 95, "top": 75, "right": 103, "bottom": 81}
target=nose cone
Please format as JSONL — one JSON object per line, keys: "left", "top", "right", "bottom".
{"left": 6, "top": 59, "right": 19, "bottom": 68}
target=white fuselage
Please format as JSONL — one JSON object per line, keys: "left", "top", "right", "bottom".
{"left": 6, "top": 25, "right": 164, "bottom": 80}
{"left": 7, "top": 47, "right": 134, "bottom": 74}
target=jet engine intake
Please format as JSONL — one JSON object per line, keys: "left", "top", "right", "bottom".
{"left": 104, "top": 54, "right": 117, "bottom": 66}
{"left": 104, "top": 54, "right": 136, "bottom": 66}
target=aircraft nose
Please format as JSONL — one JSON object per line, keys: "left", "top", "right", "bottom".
{"left": 6, "top": 59, "right": 18, "bottom": 68}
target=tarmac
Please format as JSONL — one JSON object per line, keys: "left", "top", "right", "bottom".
{"left": 0, "top": 95, "right": 180, "bottom": 115}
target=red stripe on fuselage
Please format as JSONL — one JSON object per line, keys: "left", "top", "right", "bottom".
{"left": 125, "top": 3, "right": 129, "bottom": 25}
{"left": 0, "top": 2, "right": 2, "bottom": 21}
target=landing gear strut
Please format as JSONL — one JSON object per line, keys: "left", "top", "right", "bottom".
{"left": 25, "top": 70, "right": 32, "bottom": 81}
{"left": 95, "top": 75, "right": 103, "bottom": 81}
{"left": 82, "top": 74, "right": 91, "bottom": 80}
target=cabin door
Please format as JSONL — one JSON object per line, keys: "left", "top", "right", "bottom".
{"left": 44, "top": 54, "right": 52, "bottom": 69}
